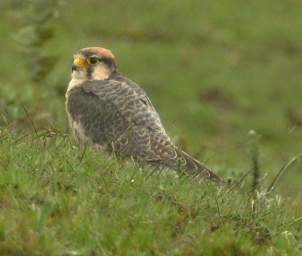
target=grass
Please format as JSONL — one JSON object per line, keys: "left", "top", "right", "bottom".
{"left": 0, "top": 128, "right": 301, "bottom": 255}
{"left": 0, "top": 0, "right": 302, "bottom": 254}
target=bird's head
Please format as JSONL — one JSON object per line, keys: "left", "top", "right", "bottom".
{"left": 71, "top": 47, "right": 117, "bottom": 81}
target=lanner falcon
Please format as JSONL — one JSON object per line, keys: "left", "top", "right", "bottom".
{"left": 65, "top": 47, "right": 221, "bottom": 182}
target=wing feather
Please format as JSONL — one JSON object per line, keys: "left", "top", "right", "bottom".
{"left": 67, "top": 75, "right": 221, "bottom": 182}
{"left": 68, "top": 77, "right": 177, "bottom": 161}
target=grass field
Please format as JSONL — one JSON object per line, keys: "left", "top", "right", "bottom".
{"left": 0, "top": 0, "right": 302, "bottom": 255}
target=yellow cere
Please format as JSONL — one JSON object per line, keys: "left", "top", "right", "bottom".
{"left": 73, "top": 56, "right": 86, "bottom": 67}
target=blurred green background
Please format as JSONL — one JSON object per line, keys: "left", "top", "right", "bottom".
{"left": 0, "top": 0, "right": 301, "bottom": 196}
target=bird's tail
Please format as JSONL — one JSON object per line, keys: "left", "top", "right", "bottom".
{"left": 176, "top": 149, "right": 222, "bottom": 183}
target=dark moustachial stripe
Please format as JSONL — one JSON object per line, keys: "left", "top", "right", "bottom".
{"left": 86, "top": 66, "right": 93, "bottom": 79}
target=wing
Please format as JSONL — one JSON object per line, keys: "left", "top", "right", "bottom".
{"left": 67, "top": 76, "right": 177, "bottom": 161}
{"left": 66, "top": 82, "right": 126, "bottom": 146}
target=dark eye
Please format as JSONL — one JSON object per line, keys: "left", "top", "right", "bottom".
{"left": 88, "top": 57, "right": 99, "bottom": 65}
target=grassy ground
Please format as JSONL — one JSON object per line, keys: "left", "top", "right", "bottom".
{"left": 0, "top": 0, "right": 302, "bottom": 255}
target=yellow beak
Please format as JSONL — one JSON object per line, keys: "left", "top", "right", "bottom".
{"left": 73, "top": 56, "right": 86, "bottom": 68}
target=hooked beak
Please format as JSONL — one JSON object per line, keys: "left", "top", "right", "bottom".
{"left": 72, "top": 56, "right": 86, "bottom": 71}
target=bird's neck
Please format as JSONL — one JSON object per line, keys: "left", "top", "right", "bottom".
{"left": 66, "top": 78, "right": 85, "bottom": 97}
{"left": 66, "top": 70, "right": 120, "bottom": 98}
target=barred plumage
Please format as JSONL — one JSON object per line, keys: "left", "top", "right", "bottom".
{"left": 66, "top": 47, "right": 221, "bottom": 182}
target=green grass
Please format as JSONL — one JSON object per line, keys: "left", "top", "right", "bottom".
{"left": 0, "top": 128, "right": 301, "bottom": 255}
{"left": 0, "top": 0, "right": 302, "bottom": 254}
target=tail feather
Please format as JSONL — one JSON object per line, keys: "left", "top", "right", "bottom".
{"left": 176, "top": 149, "right": 222, "bottom": 183}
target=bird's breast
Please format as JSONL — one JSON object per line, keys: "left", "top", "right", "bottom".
{"left": 66, "top": 78, "right": 86, "bottom": 98}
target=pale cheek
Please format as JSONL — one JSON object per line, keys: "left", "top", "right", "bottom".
{"left": 91, "top": 66, "right": 110, "bottom": 80}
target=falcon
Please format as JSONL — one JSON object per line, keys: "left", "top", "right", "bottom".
{"left": 65, "top": 47, "right": 221, "bottom": 182}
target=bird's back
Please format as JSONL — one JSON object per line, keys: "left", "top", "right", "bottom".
{"left": 66, "top": 72, "right": 221, "bottom": 182}
{"left": 66, "top": 72, "right": 176, "bottom": 160}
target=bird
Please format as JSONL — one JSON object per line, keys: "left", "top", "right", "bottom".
{"left": 65, "top": 46, "right": 221, "bottom": 183}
